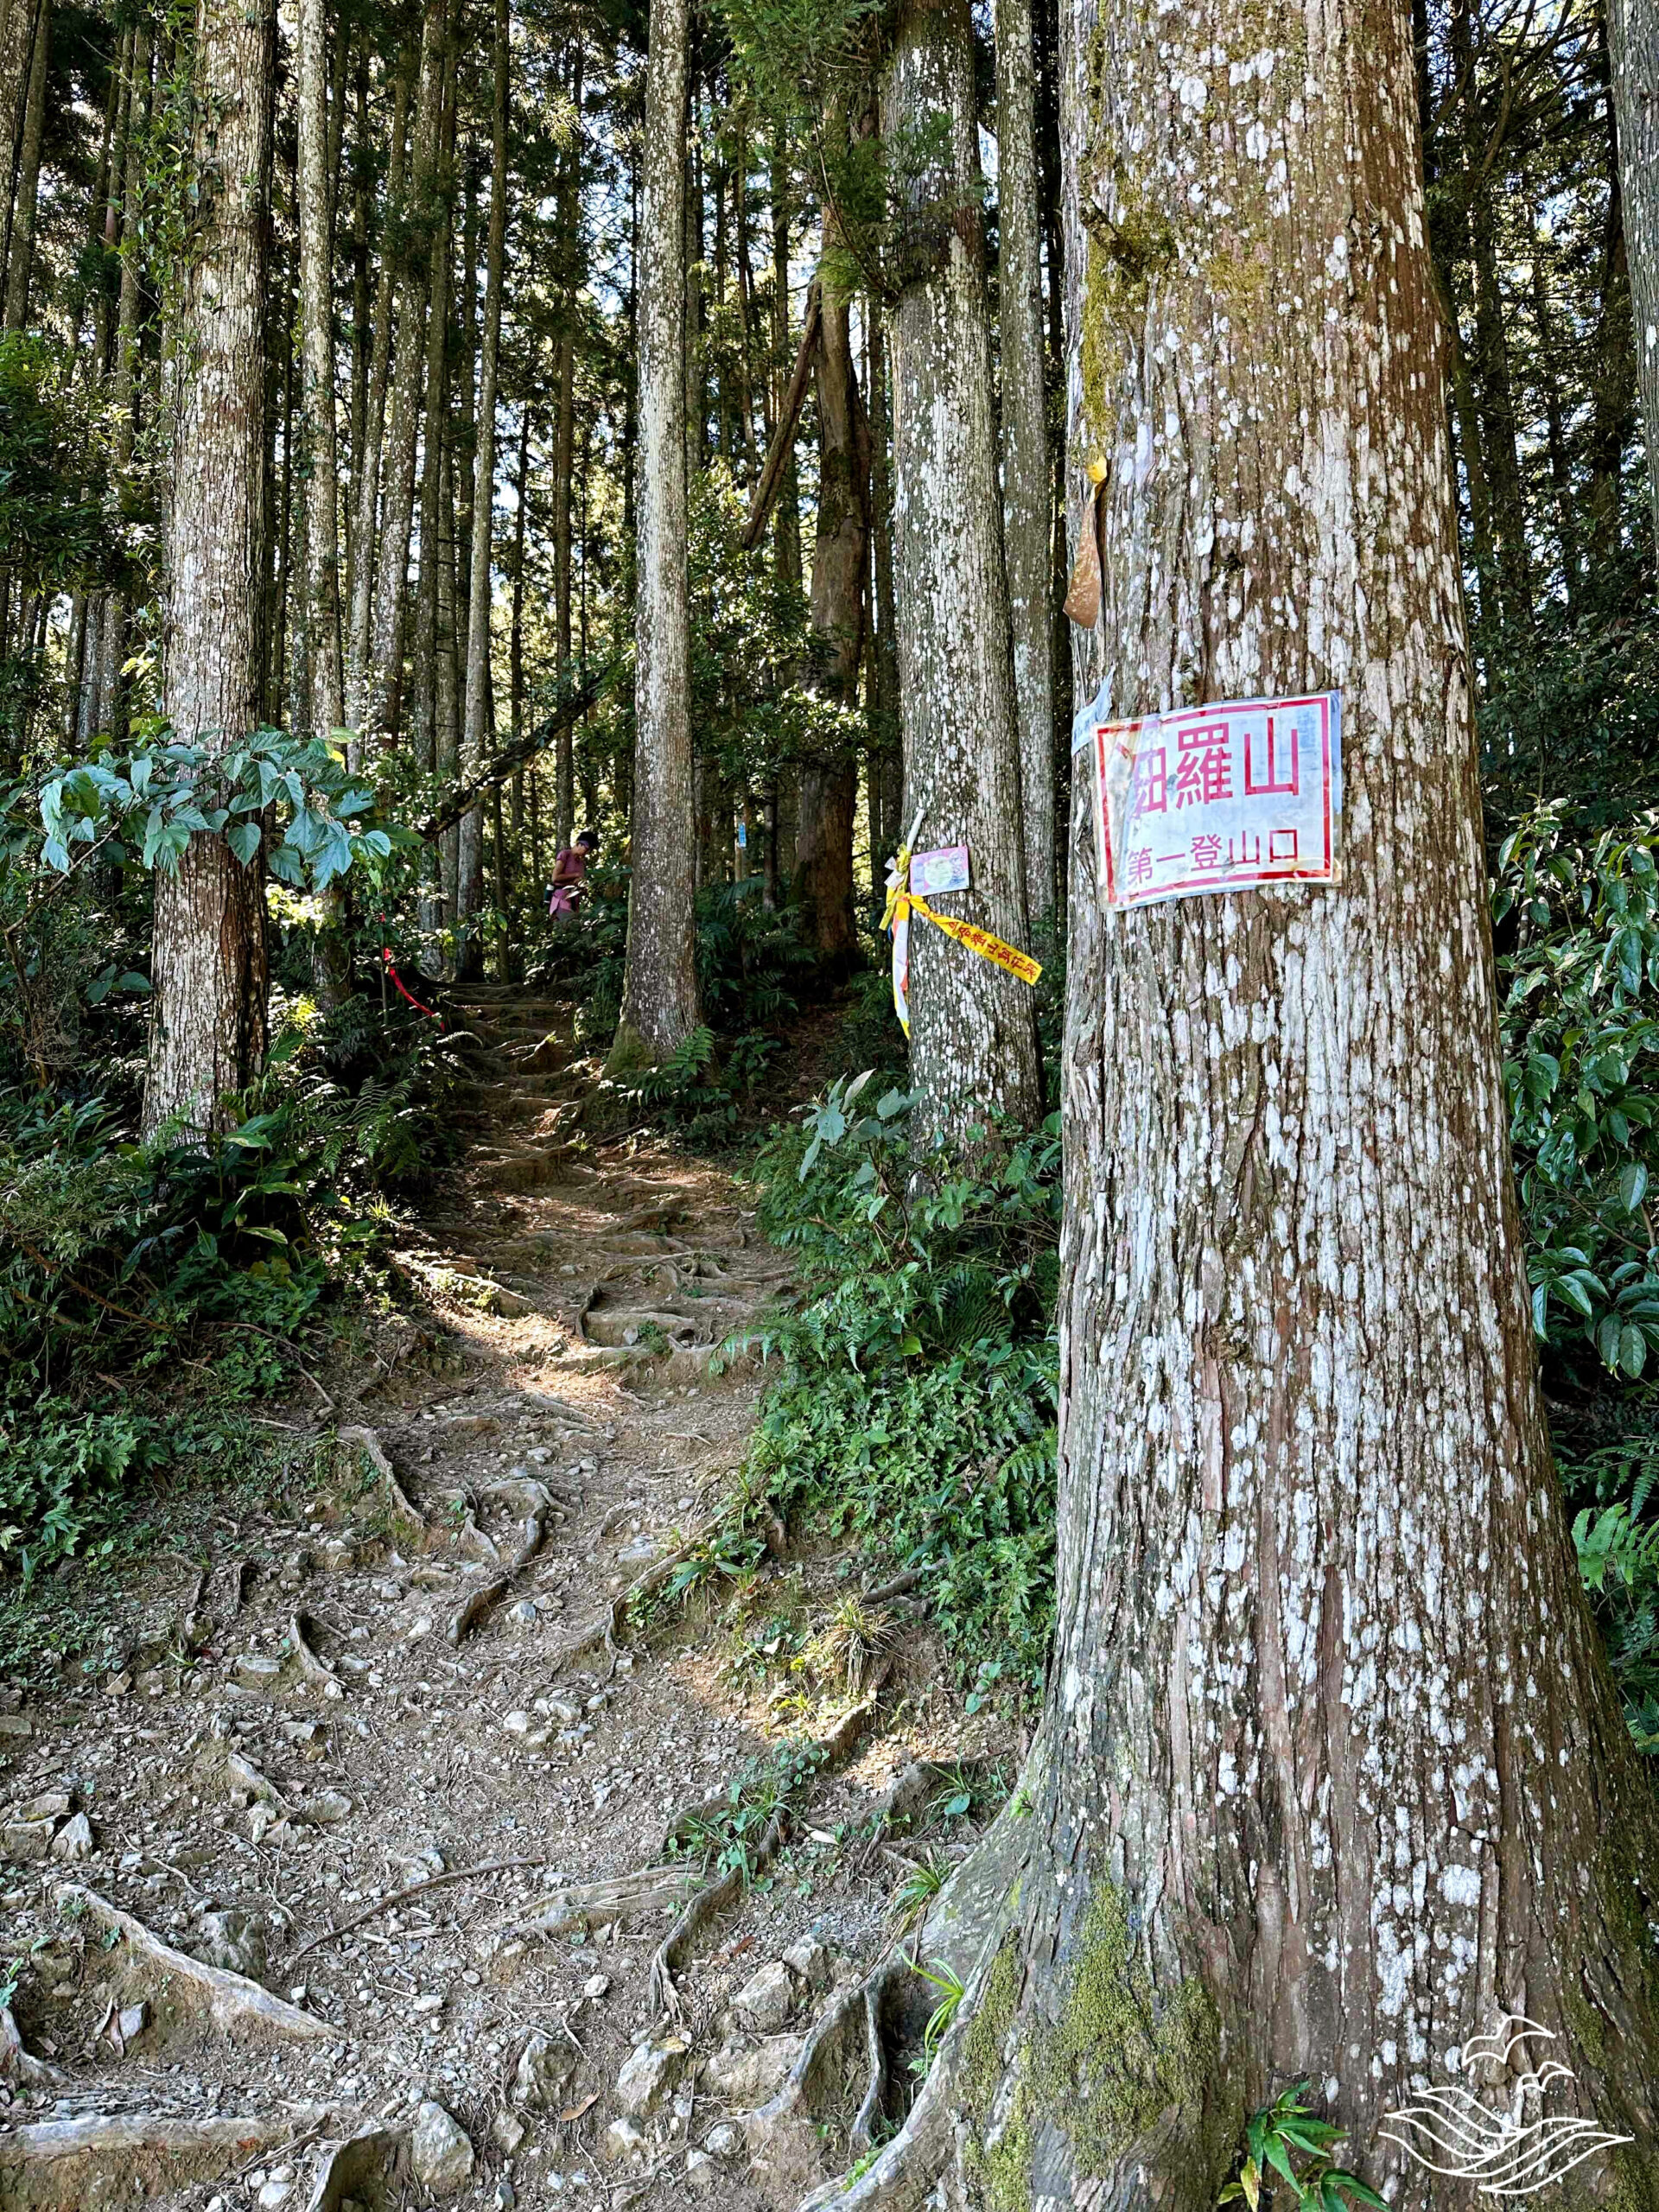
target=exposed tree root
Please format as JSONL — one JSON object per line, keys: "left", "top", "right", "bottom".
{"left": 288, "top": 1612, "right": 344, "bottom": 1697}
{"left": 57, "top": 1885, "right": 336, "bottom": 2044}
{"left": 652, "top": 1672, "right": 896, "bottom": 2018}
{"left": 0, "top": 2110, "right": 334, "bottom": 2211}
{"left": 447, "top": 1491, "right": 554, "bottom": 1643}
{"left": 542, "top": 1509, "right": 727, "bottom": 1676}
{"left": 303, "top": 2120, "right": 408, "bottom": 2212}
{"left": 289, "top": 1854, "right": 555, "bottom": 1963}
{"left": 0, "top": 2005, "right": 60, "bottom": 2090}
{"left": 732, "top": 1772, "right": 1037, "bottom": 2212}
{"left": 513, "top": 1865, "right": 695, "bottom": 1941}
{"left": 335, "top": 1426, "right": 426, "bottom": 1540}
{"left": 649, "top": 1808, "right": 789, "bottom": 2015}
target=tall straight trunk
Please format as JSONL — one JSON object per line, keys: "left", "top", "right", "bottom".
{"left": 734, "top": 127, "right": 761, "bottom": 479}
{"left": 795, "top": 250, "right": 868, "bottom": 967}
{"left": 145, "top": 0, "right": 274, "bottom": 1137}
{"left": 2, "top": 0, "right": 47, "bottom": 331}
{"left": 346, "top": 50, "right": 371, "bottom": 524}
{"left": 1451, "top": 1, "right": 1529, "bottom": 632}
{"left": 995, "top": 0, "right": 1055, "bottom": 921}
{"left": 839, "top": 0, "right": 1659, "bottom": 2200}
{"left": 609, "top": 0, "right": 699, "bottom": 1071}
{"left": 1532, "top": 231, "right": 1580, "bottom": 611}
{"left": 508, "top": 404, "right": 531, "bottom": 905}
{"left": 1611, "top": 0, "right": 1659, "bottom": 560}
{"left": 883, "top": 0, "right": 1041, "bottom": 1136}
{"left": 1589, "top": 29, "right": 1637, "bottom": 566}
{"left": 769, "top": 137, "right": 802, "bottom": 593}
{"left": 411, "top": 48, "right": 454, "bottom": 779}
{"left": 97, "top": 22, "right": 150, "bottom": 752}
{"left": 296, "top": 0, "right": 342, "bottom": 734}
{"left": 366, "top": 0, "right": 446, "bottom": 743}
{"left": 868, "top": 299, "right": 901, "bottom": 891}
{"left": 345, "top": 47, "right": 413, "bottom": 736}
{"left": 459, "top": 0, "right": 508, "bottom": 982}
{"left": 553, "top": 49, "right": 582, "bottom": 850}
{"left": 685, "top": 119, "right": 704, "bottom": 485}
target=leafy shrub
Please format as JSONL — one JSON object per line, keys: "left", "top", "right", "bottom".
{"left": 0, "top": 999, "right": 454, "bottom": 1575}
{"left": 736, "top": 1076, "right": 1061, "bottom": 1692}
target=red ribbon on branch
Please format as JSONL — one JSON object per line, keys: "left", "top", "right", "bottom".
{"left": 378, "top": 922, "right": 443, "bottom": 1025}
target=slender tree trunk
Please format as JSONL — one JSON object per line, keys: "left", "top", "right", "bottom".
{"left": 411, "top": 47, "right": 454, "bottom": 783}
{"left": 553, "top": 55, "right": 582, "bottom": 851}
{"left": 345, "top": 47, "right": 413, "bottom": 737}
{"left": 883, "top": 0, "right": 1041, "bottom": 1137}
{"left": 795, "top": 251, "right": 869, "bottom": 968}
{"left": 145, "top": 0, "right": 274, "bottom": 1137}
{"left": 862, "top": 0, "right": 1659, "bottom": 2198}
{"left": 508, "top": 404, "right": 531, "bottom": 943}
{"left": 1531, "top": 231, "right": 1580, "bottom": 612}
{"left": 868, "top": 299, "right": 901, "bottom": 892}
{"left": 1589, "top": 26, "right": 1637, "bottom": 567}
{"left": 95, "top": 22, "right": 149, "bottom": 754}
{"left": 1611, "top": 0, "right": 1659, "bottom": 561}
{"left": 367, "top": 0, "right": 446, "bottom": 744}
{"left": 995, "top": 0, "right": 1055, "bottom": 922}
{"left": 296, "top": 0, "right": 341, "bottom": 734}
{"left": 2, "top": 0, "right": 47, "bottom": 331}
{"left": 609, "top": 0, "right": 699, "bottom": 1071}
{"left": 459, "top": 0, "right": 508, "bottom": 983}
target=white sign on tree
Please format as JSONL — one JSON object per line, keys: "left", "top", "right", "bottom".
{"left": 1077, "top": 690, "right": 1343, "bottom": 909}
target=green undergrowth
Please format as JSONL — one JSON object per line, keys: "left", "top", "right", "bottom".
{"left": 0, "top": 994, "right": 456, "bottom": 1582}
{"left": 728, "top": 1075, "right": 1062, "bottom": 1698}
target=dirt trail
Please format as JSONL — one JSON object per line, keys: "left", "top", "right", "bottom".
{"left": 0, "top": 991, "right": 1004, "bottom": 2212}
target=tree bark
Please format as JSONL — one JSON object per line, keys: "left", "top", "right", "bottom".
{"left": 2, "top": 0, "right": 47, "bottom": 332}
{"left": 344, "top": 46, "right": 413, "bottom": 739}
{"left": 1611, "top": 0, "right": 1659, "bottom": 561}
{"left": 459, "top": 0, "right": 509, "bottom": 982}
{"left": 1589, "top": 22, "right": 1638, "bottom": 567}
{"left": 609, "top": 0, "right": 699, "bottom": 1071}
{"left": 365, "top": 0, "right": 446, "bottom": 745}
{"left": 794, "top": 250, "right": 870, "bottom": 968}
{"left": 896, "top": 0, "right": 1659, "bottom": 2198}
{"left": 296, "top": 0, "right": 342, "bottom": 735}
{"left": 883, "top": 0, "right": 1041, "bottom": 1138}
{"left": 995, "top": 0, "right": 1057, "bottom": 923}
{"left": 145, "top": 0, "right": 274, "bottom": 1137}
{"left": 553, "top": 54, "right": 582, "bottom": 852}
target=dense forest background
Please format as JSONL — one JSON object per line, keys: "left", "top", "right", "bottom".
{"left": 3, "top": 0, "right": 1659, "bottom": 1748}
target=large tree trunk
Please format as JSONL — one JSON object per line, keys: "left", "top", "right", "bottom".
{"left": 878, "top": 0, "right": 1659, "bottom": 2199}
{"left": 884, "top": 0, "right": 1041, "bottom": 1137}
{"left": 1611, "top": 0, "right": 1659, "bottom": 562}
{"left": 144, "top": 0, "right": 274, "bottom": 1138}
{"left": 295, "top": 0, "right": 341, "bottom": 734}
{"left": 608, "top": 0, "right": 699, "bottom": 1071}
{"left": 995, "top": 0, "right": 1056, "bottom": 923}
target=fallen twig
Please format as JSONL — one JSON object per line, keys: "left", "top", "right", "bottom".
{"left": 289, "top": 1856, "right": 555, "bottom": 1964}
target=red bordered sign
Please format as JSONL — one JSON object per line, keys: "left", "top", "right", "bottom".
{"left": 1088, "top": 692, "right": 1343, "bottom": 910}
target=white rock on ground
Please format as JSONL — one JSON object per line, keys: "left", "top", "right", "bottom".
{"left": 48, "top": 1812, "right": 92, "bottom": 1862}
{"left": 513, "top": 2031, "right": 577, "bottom": 2108}
{"left": 782, "top": 1937, "right": 831, "bottom": 1988}
{"left": 687, "top": 2148, "right": 719, "bottom": 2194}
{"left": 614, "top": 2038, "right": 686, "bottom": 2118}
{"left": 410, "top": 2100, "right": 474, "bottom": 2196}
{"left": 605, "top": 2116, "right": 648, "bottom": 2164}
{"left": 732, "top": 1958, "right": 795, "bottom": 2033}
{"left": 706, "top": 2034, "right": 804, "bottom": 2106}
{"left": 704, "top": 2120, "right": 745, "bottom": 2158}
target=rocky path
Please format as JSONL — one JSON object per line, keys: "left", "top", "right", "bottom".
{"left": 0, "top": 990, "right": 1007, "bottom": 2212}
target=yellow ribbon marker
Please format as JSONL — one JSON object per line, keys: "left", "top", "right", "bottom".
{"left": 880, "top": 837, "right": 1043, "bottom": 1035}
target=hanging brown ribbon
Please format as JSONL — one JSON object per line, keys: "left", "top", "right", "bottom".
{"left": 1062, "top": 457, "right": 1109, "bottom": 629}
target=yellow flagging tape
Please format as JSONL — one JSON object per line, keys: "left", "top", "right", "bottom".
{"left": 880, "top": 843, "right": 1043, "bottom": 1003}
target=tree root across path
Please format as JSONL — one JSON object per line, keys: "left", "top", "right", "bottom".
{"left": 0, "top": 2108, "right": 344, "bottom": 2212}
{"left": 741, "top": 1758, "right": 1039, "bottom": 2212}
{"left": 57, "top": 1885, "right": 337, "bottom": 2045}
